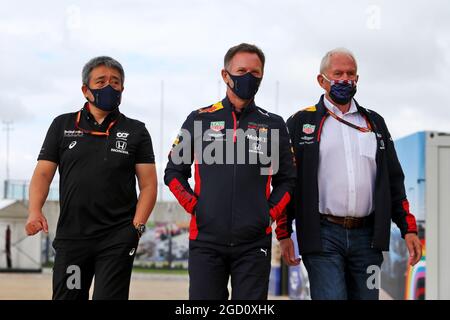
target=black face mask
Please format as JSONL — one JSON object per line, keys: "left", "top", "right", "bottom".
{"left": 226, "top": 71, "right": 262, "bottom": 100}
{"left": 87, "top": 85, "right": 122, "bottom": 111}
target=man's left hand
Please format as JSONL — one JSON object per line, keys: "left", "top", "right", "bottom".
{"left": 405, "top": 233, "right": 422, "bottom": 266}
{"left": 280, "top": 238, "right": 301, "bottom": 266}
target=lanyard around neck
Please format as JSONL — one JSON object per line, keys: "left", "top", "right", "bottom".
{"left": 326, "top": 108, "right": 372, "bottom": 133}
{"left": 75, "top": 111, "right": 118, "bottom": 136}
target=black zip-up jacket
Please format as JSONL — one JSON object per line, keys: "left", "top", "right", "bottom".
{"left": 286, "top": 95, "right": 418, "bottom": 254}
{"left": 164, "top": 96, "right": 297, "bottom": 246}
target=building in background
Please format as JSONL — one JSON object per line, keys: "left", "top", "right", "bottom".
{"left": 381, "top": 131, "right": 450, "bottom": 300}
{"left": 0, "top": 199, "right": 41, "bottom": 272}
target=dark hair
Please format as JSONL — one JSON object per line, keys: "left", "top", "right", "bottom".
{"left": 224, "top": 43, "right": 265, "bottom": 70}
{"left": 82, "top": 56, "right": 125, "bottom": 85}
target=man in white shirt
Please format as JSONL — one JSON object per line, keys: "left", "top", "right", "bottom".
{"left": 285, "top": 48, "right": 422, "bottom": 300}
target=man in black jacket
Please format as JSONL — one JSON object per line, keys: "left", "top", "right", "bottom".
{"left": 165, "top": 43, "right": 297, "bottom": 300}
{"left": 285, "top": 48, "right": 422, "bottom": 300}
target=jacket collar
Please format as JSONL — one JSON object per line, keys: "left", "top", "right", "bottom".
{"left": 222, "top": 95, "right": 257, "bottom": 115}
{"left": 315, "top": 95, "right": 329, "bottom": 117}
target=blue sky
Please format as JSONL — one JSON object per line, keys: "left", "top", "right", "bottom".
{"left": 0, "top": 0, "right": 449, "bottom": 200}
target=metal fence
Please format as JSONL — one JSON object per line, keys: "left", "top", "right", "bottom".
{"left": 4, "top": 180, "right": 59, "bottom": 201}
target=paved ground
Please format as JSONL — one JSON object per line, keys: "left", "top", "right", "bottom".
{"left": 0, "top": 271, "right": 189, "bottom": 300}
{"left": 0, "top": 270, "right": 391, "bottom": 300}
{"left": 0, "top": 270, "right": 290, "bottom": 300}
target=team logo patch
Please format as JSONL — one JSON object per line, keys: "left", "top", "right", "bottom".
{"left": 247, "top": 122, "right": 268, "bottom": 132}
{"left": 116, "top": 132, "right": 129, "bottom": 140}
{"left": 198, "top": 101, "right": 224, "bottom": 114}
{"left": 116, "top": 140, "right": 127, "bottom": 150}
{"left": 111, "top": 140, "right": 129, "bottom": 154}
{"left": 172, "top": 131, "right": 182, "bottom": 147}
{"left": 210, "top": 121, "right": 225, "bottom": 132}
{"left": 64, "top": 130, "right": 84, "bottom": 137}
{"left": 302, "top": 124, "right": 316, "bottom": 135}
{"left": 303, "top": 106, "right": 317, "bottom": 112}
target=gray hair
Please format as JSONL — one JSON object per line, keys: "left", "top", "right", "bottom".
{"left": 82, "top": 56, "right": 125, "bottom": 85}
{"left": 320, "top": 48, "right": 357, "bottom": 74}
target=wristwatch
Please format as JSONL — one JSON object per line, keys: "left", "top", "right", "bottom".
{"left": 134, "top": 223, "right": 146, "bottom": 238}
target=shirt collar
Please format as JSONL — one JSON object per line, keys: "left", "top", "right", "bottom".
{"left": 81, "top": 102, "right": 120, "bottom": 129}
{"left": 323, "top": 96, "right": 358, "bottom": 116}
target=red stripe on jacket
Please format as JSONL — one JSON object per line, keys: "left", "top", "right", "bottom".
{"left": 168, "top": 178, "right": 197, "bottom": 214}
{"left": 269, "top": 192, "right": 291, "bottom": 221}
{"left": 402, "top": 199, "right": 418, "bottom": 233}
{"left": 194, "top": 160, "right": 201, "bottom": 196}
{"left": 189, "top": 215, "right": 199, "bottom": 240}
{"left": 275, "top": 213, "right": 289, "bottom": 240}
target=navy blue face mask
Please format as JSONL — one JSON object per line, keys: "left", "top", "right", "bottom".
{"left": 87, "top": 84, "right": 122, "bottom": 111}
{"left": 226, "top": 71, "right": 262, "bottom": 100}
{"left": 322, "top": 74, "right": 357, "bottom": 105}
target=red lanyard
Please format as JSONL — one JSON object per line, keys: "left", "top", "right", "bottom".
{"left": 326, "top": 108, "right": 372, "bottom": 133}
{"left": 75, "top": 110, "right": 118, "bottom": 136}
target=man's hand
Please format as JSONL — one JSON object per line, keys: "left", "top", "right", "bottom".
{"left": 405, "top": 233, "right": 422, "bottom": 266}
{"left": 27, "top": 160, "right": 56, "bottom": 236}
{"left": 25, "top": 212, "right": 49, "bottom": 236}
{"left": 280, "top": 238, "right": 301, "bottom": 266}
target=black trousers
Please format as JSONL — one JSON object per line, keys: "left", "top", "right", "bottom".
{"left": 188, "top": 235, "right": 272, "bottom": 300}
{"left": 52, "top": 222, "right": 139, "bottom": 300}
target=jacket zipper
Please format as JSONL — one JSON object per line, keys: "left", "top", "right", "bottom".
{"left": 230, "top": 111, "right": 238, "bottom": 246}
{"left": 232, "top": 111, "right": 237, "bottom": 143}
